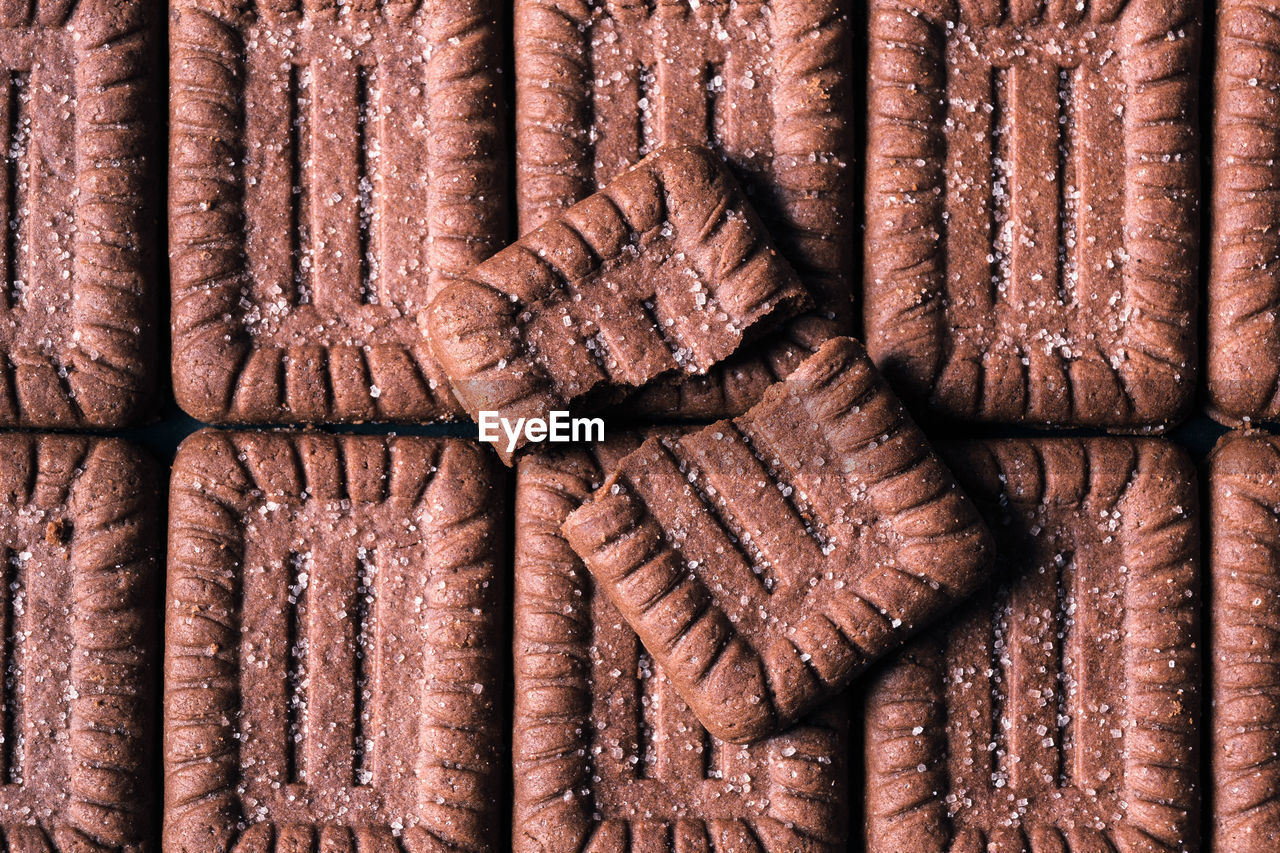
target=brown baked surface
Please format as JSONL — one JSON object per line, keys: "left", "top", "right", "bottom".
{"left": 0, "top": 2, "right": 157, "bottom": 427}
{"left": 0, "top": 434, "right": 162, "bottom": 850}
{"left": 1208, "top": 1, "right": 1280, "bottom": 423}
{"left": 865, "top": 0, "right": 1200, "bottom": 429}
{"left": 563, "top": 337, "right": 994, "bottom": 743}
{"left": 866, "top": 438, "right": 1200, "bottom": 852}
{"left": 427, "top": 145, "right": 812, "bottom": 464}
{"left": 163, "top": 431, "right": 504, "bottom": 852}
{"left": 515, "top": 0, "right": 854, "bottom": 418}
{"left": 1210, "top": 433, "right": 1280, "bottom": 851}
{"left": 513, "top": 439, "right": 847, "bottom": 853}
{"left": 170, "top": 0, "right": 505, "bottom": 424}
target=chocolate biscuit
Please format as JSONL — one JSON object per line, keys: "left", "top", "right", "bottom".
{"left": 0, "top": 2, "right": 158, "bottom": 427}
{"left": 427, "top": 145, "right": 811, "bottom": 464}
{"left": 163, "top": 432, "right": 504, "bottom": 852}
{"left": 170, "top": 0, "right": 506, "bottom": 424}
{"left": 866, "top": 438, "right": 1200, "bottom": 851}
{"left": 1209, "top": 1, "right": 1280, "bottom": 423}
{"left": 0, "top": 434, "right": 162, "bottom": 849}
{"left": 562, "top": 337, "right": 994, "bottom": 743}
{"left": 865, "top": 0, "right": 1199, "bottom": 429}
{"left": 1210, "top": 433, "right": 1280, "bottom": 850}
{"left": 515, "top": 0, "right": 854, "bottom": 418}
{"left": 514, "top": 440, "right": 847, "bottom": 852}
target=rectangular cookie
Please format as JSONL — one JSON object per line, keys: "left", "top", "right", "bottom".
{"left": 865, "top": 0, "right": 1199, "bottom": 429}
{"left": 426, "top": 145, "right": 811, "bottom": 464}
{"left": 0, "top": 2, "right": 158, "bottom": 427}
{"left": 170, "top": 0, "right": 506, "bottom": 424}
{"left": 164, "top": 432, "right": 504, "bottom": 852}
{"left": 514, "top": 440, "right": 847, "bottom": 852}
{"left": 865, "top": 438, "right": 1200, "bottom": 852}
{"left": 562, "top": 336, "right": 995, "bottom": 743}
{"left": 1209, "top": 1, "right": 1280, "bottom": 423}
{"left": 515, "top": 0, "right": 854, "bottom": 418}
{"left": 0, "top": 434, "right": 162, "bottom": 850}
{"left": 1209, "top": 433, "right": 1280, "bottom": 851}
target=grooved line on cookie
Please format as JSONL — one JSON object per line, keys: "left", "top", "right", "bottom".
{"left": 0, "top": 546, "right": 23, "bottom": 784}
{"left": 631, "top": 644, "right": 715, "bottom": 783}
{"left": 660, "top": 432, "right": 780, "bottom": 596}
{"left": 288, "top": 62, "right": 313, "bottom": 307}
{"left": 1, "top": 69, "right": 28, "bottom": 311}
{"left": 284, "top": 549, "right": 309, "bottom": 785}
{"left": 352, "top": 545, "right": 377, "bottom": 786}
{"left": 1053, "top": 551, "right": 1075, "bottom": 789}
{"left": 355, "top": 64, "right": 379, "bottom": 307}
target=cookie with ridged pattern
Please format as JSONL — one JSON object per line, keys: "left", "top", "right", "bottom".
{"left": 865, "top": 438, "right": 1200, "bottom": 853}
{"left": 564, "top": 336, "right": 994, "bottom": 743}
{"left": 164, "top": 431, "right": 505, "bottom": 853}
{"left": 1209, "top": 433, "right": 1280, "bottom": 852}
{"left": 170, "top": 0, "right": 506, "bottom": 424}
{"left": 1208, "top": 1, "right": 1280, "bottom": 423}
{"left": 0, "top": 1, "right": 159, "bottom": 427}
{"left": 514, "top": 437, "right": 847, "bottom": 853}
{"left": 515, "top": 0, "right": 854, "bottom": 419}
{"left": 865, "top": 0, "right": 1200, "bottom": 430}
{"left": 0, "top": 434, "right": 163, "bottom": 851}
{"left": 427, "top": 145, "right": 812, "bottom": 464}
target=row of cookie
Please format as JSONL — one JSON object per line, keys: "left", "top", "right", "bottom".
{"left": 168, "top": 0, "right": 1202, "bottom": 432}
{"left": 6, "top": 422, "right": 1264, "bottom": 851}
{"left": 164, "top": 338, "right": 1211, "bottom": 852}
{"left": 0, "top": 337, "right": 1248, "bottom": 852}
{"left": 8, "top": 1, "right": 1277, "bottom": 431}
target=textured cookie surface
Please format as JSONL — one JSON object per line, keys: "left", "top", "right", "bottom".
{"left": 0, "top": 2, "right": 157, "bottom": 427}
{"left": 171, "top": 0, "right": 505, "bottom": 424}
{"left": 0, "top": 434, "right": 162, "bottom": 850}
{"left": 866, "top": 438, "right": 1200, "bottom": 852}
{"left": 514, "top": 440, "right": 847, "bottom": 853}
{"left": 164, "top": 432, "right": 504, "bottom": 852}
{"left": 516, "top": 0, "right": 853, "bottom": 418}
{"left": 563, "top": 336, "right": 994, "bottom": 742}
{"left": 427, "top": 145, "right": 811, "bottom": 463}
{"left": 865, "top": 0, "right": 1199, "bottom": 429}
{"left": 1209, "top": 1, "right": 1280, "bottom": 422}
{"left": 1210, "top": 433, "right": 1280, "bottom": 851}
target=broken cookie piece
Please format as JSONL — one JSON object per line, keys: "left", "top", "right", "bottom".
{"left": 426, "top": 145, "right": 812, "bottom": 464}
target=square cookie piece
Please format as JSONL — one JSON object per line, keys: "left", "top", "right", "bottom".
{"left": 865, "top": 0, "right": 1199, "bottom": 429}
{"left": 171, "top": 0, "right": 506, "bottom": 424}
{"left": 164, "top": 432, "right": 504, "bottom": 852}
{"left": 0, "top": 435, "right": 162, "bottom": 849}
{"left": 427, "top": 145, "right": 811, "bottom": 464}
{"left": 516, "top": 0, "right": 854, "bottom": 418}
{"left": 1210, "top": 433, "right": 1280, "bottom": 850}
{"left": 1209, "top": 2, "right": 1280, "bottom": 423}
{"left": 563, "top": 337, "right": 994, "bottom": 743}
{"left": 866, "top": 439, "right": 1200, "bottom": 852}
{"left": 0, "top": 3, "right": 158, "bottom": 427}
{"left": 514, "top": 442, "right": 847, "bottom": 852}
